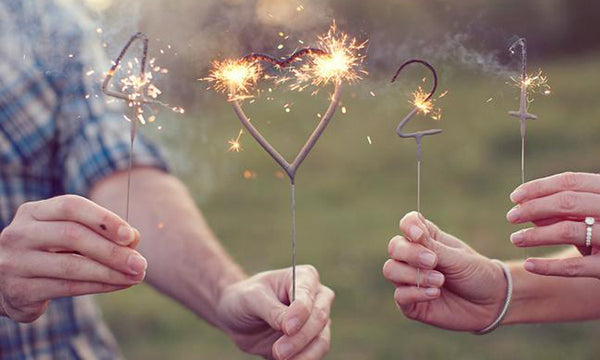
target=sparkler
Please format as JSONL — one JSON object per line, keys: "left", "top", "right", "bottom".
{"left": 206, "top": 23, "right": 365, "bottom": 300}
{"left": 391, "top": 59, "right": 443, "bottom": 213}
{"left": 508, "top": 38, "right": 550, "bottom": 184}
{"left": 102, "top": 32, "right": 183, "bottom": 221}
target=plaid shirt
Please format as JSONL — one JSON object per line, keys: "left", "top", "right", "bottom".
{"left": 0, "top": 1, "right": 168, "bottom": 358}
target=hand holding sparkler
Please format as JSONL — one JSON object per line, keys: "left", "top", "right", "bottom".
{"left": 391, "top": 59, "right": 444, "bottom": 214}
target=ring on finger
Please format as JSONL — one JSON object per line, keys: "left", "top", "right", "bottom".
{"left": 585, "top": 217, "right": 595, "bottom": 248}
{"left": 416, "top": 268, "right": 421, "bottom": 288}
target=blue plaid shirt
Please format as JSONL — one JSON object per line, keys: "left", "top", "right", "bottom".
{"left": 0, "top": 1, "right": 168, "bottom": 358}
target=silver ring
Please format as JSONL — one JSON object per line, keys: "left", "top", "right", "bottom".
{"left": 416, "top": 268, "right": 421, "bottom": 289}
{"left": 585, "top": 217, "right": 595, "bottom": 248}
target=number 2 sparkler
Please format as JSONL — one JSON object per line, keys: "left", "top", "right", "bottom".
{"left": 391, "top": 59, "right": 444, "bottom": 214}
{"left": 206, "top": 23, "right": 365, "bottom": 301}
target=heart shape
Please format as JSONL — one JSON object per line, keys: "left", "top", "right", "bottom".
{"left": 231, "top": 48, "right": 341, "bottom": 183}
{"left": 391, "top": 59, "right": 442, "bottom": 159}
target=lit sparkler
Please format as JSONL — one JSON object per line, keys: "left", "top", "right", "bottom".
{"left": 206, "top": 23, "right": 365, "bottom": 301}
{"left": 102, "top": 32, "right": 183, "bottom": 221}
{"left": 508, "top": 38, "right": 550, "bottom": 184}
{"left": 391, "top": 59, "right": 443, "bottom": 214}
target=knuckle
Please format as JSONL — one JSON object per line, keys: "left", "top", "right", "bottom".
{"left": 0, "top": 227, "right": 20, "bottom": 247}
{"left": 560, "top": 172, "right": 579, "bottom": 190}
{"left": 15, "top": 202, "right": 32, "bottom": 216}
{"left": 324, "top": 286, "right": 335, "bottom": 301}
{"left": 314, "top": 306, "right": 330, "bottom": 323}
{"left": 6, "top": 282, "right": 27, "bottom": 306}
{"left": 301, "top": 265, "right": 319, "bottom": 280}
{"left": 560, "top": 222, "right": 579, "bottom": 243}
{"left": 563, "top": 260, "right": 581, "bottom": 277}
{"left": 60, "top": 258, "right": 79, "bottom": 278}
{"left": 557, "top": 192, "right": 578, "bottom": 212}
{"left": 62, "top": 223, "right": 82, "bottom": 243}
{"left": 57, "top": 195, "right": 83, "bottom": 218}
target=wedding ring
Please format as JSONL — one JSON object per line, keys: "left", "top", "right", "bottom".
{"left": 416, "top": 268, "right": 421, "bottom": 289}
{"left": 585, "top": 217, "right": 595, "bottom": 248}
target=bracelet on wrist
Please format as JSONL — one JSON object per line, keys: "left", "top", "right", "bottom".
{"left": 473, "top": 259, "right": 513, "bottom": 335}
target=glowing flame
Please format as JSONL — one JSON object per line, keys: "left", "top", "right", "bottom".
{"left": 411, "top": 87, "right": 444, "bottom": 121}
{"left": 206, "top": 59, "right": 261, "bottom": 101}
{"left": 293, "top": 22, "right": 366, "bottom": 90}
{"left": 228, "top": 129, "right": 244, "bottom": 152}
{"left": 512, "top": 69, "right": 551, "bottom": 101}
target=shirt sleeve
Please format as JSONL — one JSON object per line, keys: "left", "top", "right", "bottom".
{"left": 38, "top": 2, "right": 169, "bottom": 196}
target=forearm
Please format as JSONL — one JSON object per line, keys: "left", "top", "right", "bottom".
{"left": 505, "top": 248, "right": 600, "bottom": 324}
{"left": 90, "top": 168, "right": 246, "bottom": 328}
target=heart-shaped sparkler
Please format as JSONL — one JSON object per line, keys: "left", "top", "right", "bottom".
{"left": 231, "top": 49, "right": 341, "bottom": 184}
{"left": 207, "top": 23, "right": 364, "bottom": 302}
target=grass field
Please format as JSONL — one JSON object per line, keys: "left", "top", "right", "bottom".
{"left": 97, "top": 53, "right": 600, "bottom": 359}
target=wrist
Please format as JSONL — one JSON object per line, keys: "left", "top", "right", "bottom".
{"left": 474, "top": 260, "right": 513, "bottom": 334}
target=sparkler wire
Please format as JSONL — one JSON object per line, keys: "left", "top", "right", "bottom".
{"left": 391, "top": 59, "right": 442, "bottom": 213}
{"left": 508, "top": 38, "right": 537, "bottom": 184}
{"left": 102, "top": 32, "right": 150, "bottom": 222}
{"left": 231, "top": 80, "right": 342, "bottom": 302}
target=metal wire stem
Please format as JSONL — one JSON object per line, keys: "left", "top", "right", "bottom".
{"left": 291, "top": 181, "right": 297, "bottom": 302}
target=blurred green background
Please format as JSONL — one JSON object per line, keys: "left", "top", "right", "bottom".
{"left": 89, "top": 0, "right": 600, "bottom": 359}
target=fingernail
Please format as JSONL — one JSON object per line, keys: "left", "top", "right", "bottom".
{"left": 284, "top": 317, "right": 301, "bottom": 334}
{"left": 428, "top": 272, "right": 444, "bottom": 286}
{"left": 127, "top": 253, "right": 147, "bottom": 275}
{"left": 118, "top": 225, "right": 134, "bottom": 245}
{"left": 510, "top": 230, "right": 526, "bottom": 245}
{"left": 275, "top": 342, "right": 294, "bottom": 360}
{"left": 419, "top": 252, "right": 436, "bottom": 268}
{"left": 510, "top": 188, "right": 526, "bottom": 203}
{"left": 507, "top": 206, "right": 521, "bottom": 222}
{"left": 425, "top": 288, "right": 440, "bottom": 297}
{"left": 409, "top": 226, "right": 424, "bottom": 241}
{"left": 524, "top": 261, "right": 535, "bottom": 271}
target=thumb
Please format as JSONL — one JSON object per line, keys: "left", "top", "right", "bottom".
{"left": 399, "top": 212, "right": 468, "bottom": 271}
{"left": 247, "top": 288, "right": 288, "bottom": 331}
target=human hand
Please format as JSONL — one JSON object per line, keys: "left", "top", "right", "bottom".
{"left": 382, "top": 212, "right": 507, "bottom": 331}
{"left": 509, "top": 172, "right": 600, "bottom": 277}
{"left": 0, "top": 195, "right": 147, "bottom": 322}
{"left": 216, "top": 265, "right": 334, "bottom": 360}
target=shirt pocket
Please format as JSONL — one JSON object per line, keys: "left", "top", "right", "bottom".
{"left": 0, "top": 61, "right": 58, "bottom": 168}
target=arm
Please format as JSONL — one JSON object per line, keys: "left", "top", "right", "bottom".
{"left": 91, "top": 167, "right": 244, "bottom": 327}
{"left": 505, "top": 247, "right": 600, "bottom": 324}
{"left": 90, "top": 167, "right": 334, "bottom": 360}
{"left": 383, "top": 212, "right": 600, "bottom": 332}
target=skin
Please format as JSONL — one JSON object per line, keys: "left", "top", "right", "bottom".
{"left": 383, "top": 172, "right": 600, "bottom": 331}
{"left": 0, "top": 168, "right": 333, "bottom": 360}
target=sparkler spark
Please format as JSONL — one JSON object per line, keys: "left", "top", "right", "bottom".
{"left": 205, "top": 58, "right": 261, "bottom": 101}
{"left": 228, "top": 129, "right": 244, "bottom": 152}
{"left": 293, "top": 22, "right": 366, "bottom": 90}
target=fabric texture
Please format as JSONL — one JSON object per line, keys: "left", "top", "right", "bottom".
{"left": 0, "top": 0, "right": 169, "bottom": 358}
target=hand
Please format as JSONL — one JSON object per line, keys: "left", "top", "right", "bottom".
{"left": 509, "top": 172, "right": 600, "bottom": 278}
{"left": 382, "top": 212, "right": 507, "bottom": 331}
{"left": 216, "top": 265, "right": 334, "bottom": 360}
{"left": 0, "top": 195, "right": 147, "bottom": 322}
